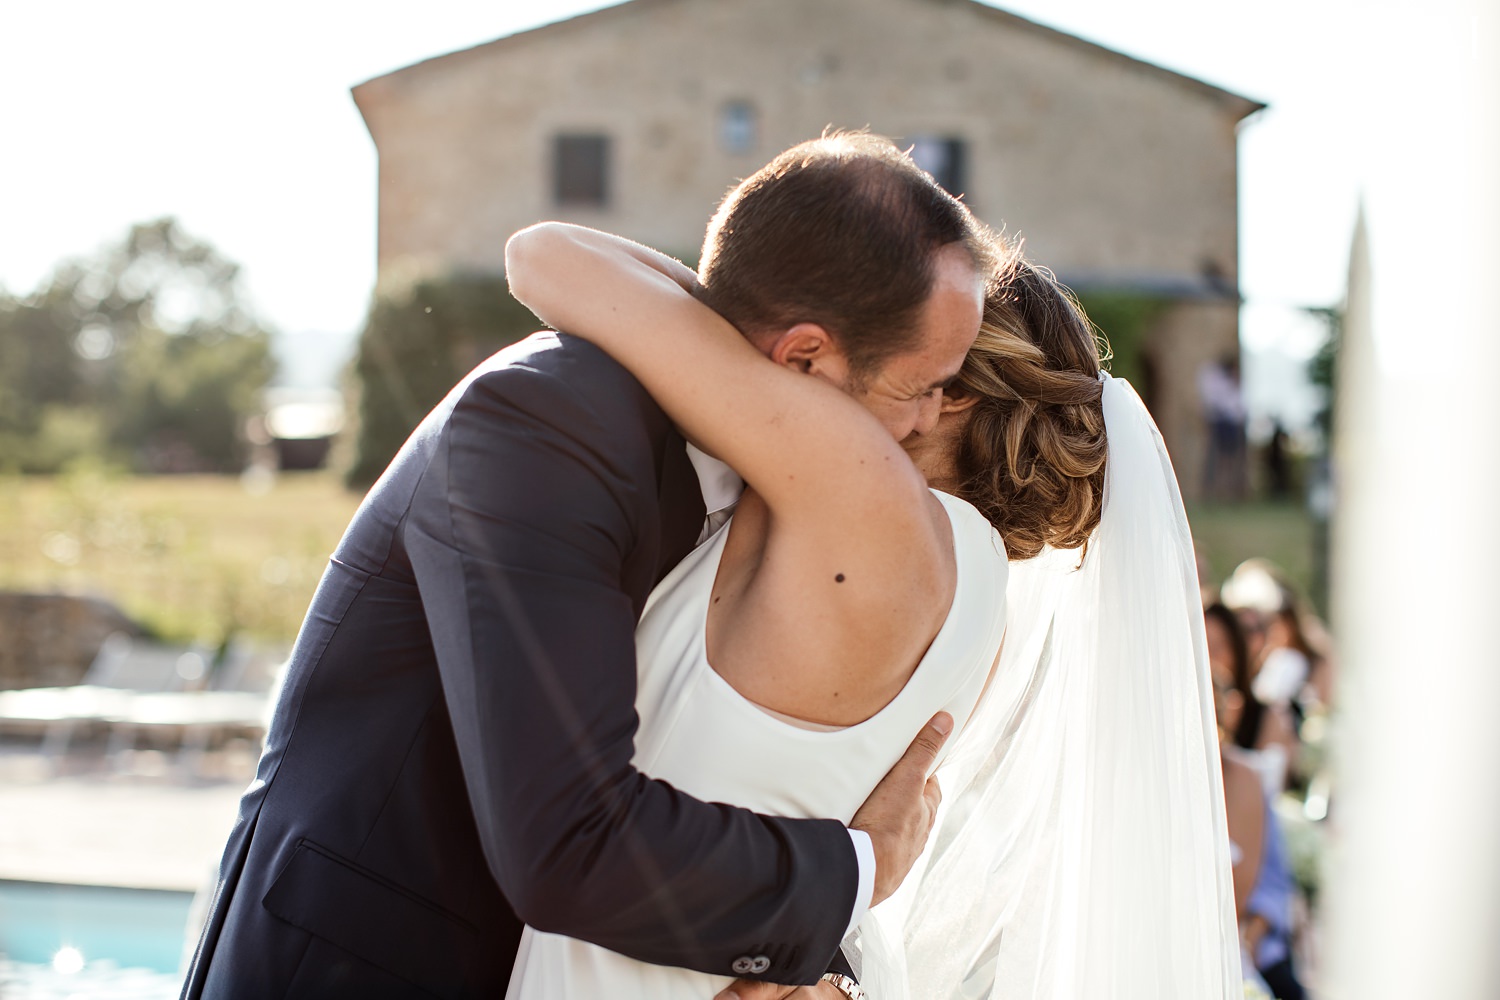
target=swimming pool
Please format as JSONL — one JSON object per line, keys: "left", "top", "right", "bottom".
{"left": 0, "top": 880, "right": 191, "bottom": 998}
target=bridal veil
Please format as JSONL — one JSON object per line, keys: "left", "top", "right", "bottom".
{"left": 861, "top": 374, "right": 1242, "bottom": 998}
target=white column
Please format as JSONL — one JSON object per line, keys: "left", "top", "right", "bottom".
{"left": 1322, "top": 0, "right": 1500, "bottom": 995}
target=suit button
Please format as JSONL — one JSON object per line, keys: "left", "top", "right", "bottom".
{"left": 750, "top": 956, "right": 771, "bottom": 974}
{"left": 731, "top": 956, "right": 756, "bottom": 975}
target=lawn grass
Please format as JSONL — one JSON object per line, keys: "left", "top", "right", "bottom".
{"left": 1187, "top": 500, "right": 1323, "bottom": 612}
{"left": 0, "top": 467, "right": 362, "bottom": 647}
{"left": 0, "top": 469, "right": 1325, "bottom": 646}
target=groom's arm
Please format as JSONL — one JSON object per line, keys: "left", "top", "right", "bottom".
{"left": 403, "top": 350, "right": 857, "bottom": 984}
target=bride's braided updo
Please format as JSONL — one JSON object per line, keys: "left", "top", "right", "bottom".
{"left": 948, "top": 250, "right": 1109, "bottom": 559}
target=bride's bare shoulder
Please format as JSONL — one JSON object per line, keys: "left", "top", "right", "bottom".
{"left": 707, "top": 489, "right": 958, "bottom": 728}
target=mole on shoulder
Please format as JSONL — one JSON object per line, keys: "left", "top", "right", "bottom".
{"left": 835, "top": 573, "right": 846, "bottom": 583}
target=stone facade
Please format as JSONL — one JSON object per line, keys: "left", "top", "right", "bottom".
{"left": 354, "top": 0, "right": 1262, "bottom": 497}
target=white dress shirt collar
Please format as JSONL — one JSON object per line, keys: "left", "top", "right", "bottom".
{"left": 685, "top": 442, "right": 744, "bottom": 515}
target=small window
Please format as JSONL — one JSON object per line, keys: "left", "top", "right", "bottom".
{"left": 908, "top": 136, "right": 968, "bottom": 198}
{"left": 553, "top": 134, "right": 610, "bottom": 207}
{"left": 718, "top": 101, "right": 758, "bottom": 154}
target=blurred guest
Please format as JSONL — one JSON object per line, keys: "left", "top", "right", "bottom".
{"left": 1255, "top": 610, "right": 1313, "bottom": 709}
{"left": 1264, "top": 419, "right": 1293, "bottom": 501}
{"left": 1207, "top": 603, "right": 1309, "bottom": 1000}
{"left": 1263, "top": 603, "right": 1336, "bottom": 719}
{"left": 1219, "top": 558, "right": 1283, "bottom": 664}
{"left": 1206, "top": 599, "right": 1297, "bottom": 797}
{"left": 1198, "top": 353, "right": 1247, "bottom": 501}
{"left": 1303, "top": 614, "right": 1337, "bottom": 715}
{"left": 1241, "top": 806, "right": 1306, "bottom": 1000}
{"left": 1213, "top": 664, "right": 1266, "bottom": 985}
{"left": 1222, "top": 558, "right": 1335, "bottom": 718}
{"left": 1223, "top": 759, "right": 1274, "bottom": 999}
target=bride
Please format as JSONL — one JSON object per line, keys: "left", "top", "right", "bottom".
{"left": 504, "top": 222, "right": 1241, "bottom": 998}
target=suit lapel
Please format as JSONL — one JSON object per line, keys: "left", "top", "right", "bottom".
{"left": 655, "top": 431, "right": 706, "bottom": 586}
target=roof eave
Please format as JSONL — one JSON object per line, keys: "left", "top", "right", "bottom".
{"left": 350, "top": 0, "right": 1270, "bottom": 123}
{"left": 960, "top": 1, "right": 1269, "bottom": 119}
{"left": 351, "top": 0, "right": 651, "bottom": 94}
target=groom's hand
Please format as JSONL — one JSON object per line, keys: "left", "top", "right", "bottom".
{"left": 714, "top": 715, "right": 951, "bottom": 1000}
{"left": 851, "top": 711, "right": 952, "bottom": 906}
{"left": 714, "top": 979, "right": 846, "bottom": 1000}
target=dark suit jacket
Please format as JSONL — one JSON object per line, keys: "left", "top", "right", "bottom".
{"left": 180, "top": 334, "right": 858, "bottom": 998}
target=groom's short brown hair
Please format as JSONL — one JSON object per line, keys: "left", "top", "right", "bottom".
{"left": 697, "top": 132, "right": 993, "bottom": 376}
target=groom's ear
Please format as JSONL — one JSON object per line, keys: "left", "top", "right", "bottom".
{"left": 940, "top": 387, "right": 982, "bottom": 414}
{"left": 768, "top": 323, "right": 852, "bottom": 385}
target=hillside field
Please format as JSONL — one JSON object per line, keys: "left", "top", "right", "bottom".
{"left": 0, "top": 471, "right": 1319, "bottom": 646}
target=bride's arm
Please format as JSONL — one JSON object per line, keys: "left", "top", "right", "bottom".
{"left": 505, "top": 222, "right": 948, "bottom": 581}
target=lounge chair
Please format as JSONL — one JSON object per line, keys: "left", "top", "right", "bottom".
{"left": 103, "top": 640, "right": 283, "bottom": 776}
{"left": 0, "top": 633, "right": 211, "bottom": 763}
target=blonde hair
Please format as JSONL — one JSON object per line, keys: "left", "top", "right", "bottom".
{"left": 949, "top": 251, "right": 1108, "bottom": 559}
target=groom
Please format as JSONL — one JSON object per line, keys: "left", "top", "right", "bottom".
{"left": 181, "top": 133, "right": 991, "bottom": 999}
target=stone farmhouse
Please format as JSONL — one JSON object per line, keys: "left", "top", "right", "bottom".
{"left": 353, "top": 0, "right": 1263, "bottom": 497}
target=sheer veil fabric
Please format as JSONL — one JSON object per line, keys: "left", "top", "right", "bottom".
{"left": 860, "top": 375, "right": 1242, "bottom": 998}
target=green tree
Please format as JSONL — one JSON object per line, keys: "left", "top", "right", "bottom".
{"left": 1074, "top": 290, "right": 1171, "bottom": 397}
{"left": 0, "top": 218, "right": 275, "bottom": 472}
{"left": 347, "top": 272, "right": 542, "bottom": 486}
{"left": 1305, "top": 304, "right": 1342, "bottom": 439}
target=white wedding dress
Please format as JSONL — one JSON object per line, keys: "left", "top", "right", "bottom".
{"left": 506, "top": 490, "right": 1010, "bottom": 1000}
{"left": 508, "top": 376, "right": 1242, "bottom": 999}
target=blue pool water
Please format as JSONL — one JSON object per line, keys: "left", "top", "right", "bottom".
{"left": 0, "top": 880, "right": 191, "bottom": 998}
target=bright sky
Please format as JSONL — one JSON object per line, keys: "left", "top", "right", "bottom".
{"left": 1, "top": 0, "right": 1385, "bottom": 421}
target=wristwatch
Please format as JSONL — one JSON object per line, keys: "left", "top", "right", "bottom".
{"left": 820, "top": 972, "right": 868, "bottom": 1000}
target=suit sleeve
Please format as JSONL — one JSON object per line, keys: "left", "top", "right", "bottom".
{"left": 402, "top": 356, "right": 858, "bottom": 984}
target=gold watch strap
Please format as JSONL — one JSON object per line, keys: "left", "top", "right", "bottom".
{"left": 820, "top": 972, "right": 867, "bottom": 1000}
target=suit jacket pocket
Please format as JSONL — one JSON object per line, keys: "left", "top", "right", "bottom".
{"left": 263, "top": 839, "right": 478, "bottom": 999}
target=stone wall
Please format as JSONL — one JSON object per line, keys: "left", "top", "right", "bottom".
{"left": 357, "top": 0, "right": 1253, "bottom": 278}
{"left": 354, "top": 0, "right": 1260, "bottom": 497}
{"left": 0, "top": 592, "right": 142, "bottom": 689}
